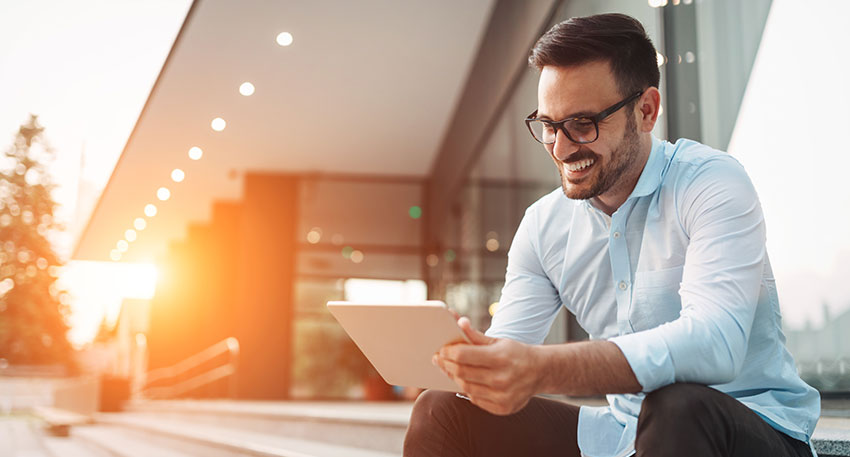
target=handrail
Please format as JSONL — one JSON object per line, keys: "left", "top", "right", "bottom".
{"left": 141, "top": 337, "right": 239, "bottom": 399}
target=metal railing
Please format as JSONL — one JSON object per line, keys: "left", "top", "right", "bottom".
{"left": 141, "top": 337, "right": 240, "bottom": 399}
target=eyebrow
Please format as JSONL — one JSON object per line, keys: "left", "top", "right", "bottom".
{"left": 535, "top": 109, "right": 597, "bottom": 121}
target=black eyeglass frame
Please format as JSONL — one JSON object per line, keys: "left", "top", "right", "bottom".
{"left": 524, "top": 90, "right": 644, "bottom": 145}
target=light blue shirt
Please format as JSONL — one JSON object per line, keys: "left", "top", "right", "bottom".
{"left": 486, "top": 137, "right": 820, "bottom": 457}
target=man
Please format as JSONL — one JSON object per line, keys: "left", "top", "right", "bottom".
{"left": 403, "top": 13, "right": 819, "bottom": 457}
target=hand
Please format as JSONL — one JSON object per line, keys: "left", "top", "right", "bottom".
{"left": 432, "top": 316, "right": 544, "bottom": 415}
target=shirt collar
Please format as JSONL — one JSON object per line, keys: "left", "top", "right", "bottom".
{"left": 628, "top": 135, "right": 666, "bottom": 200}
{"left": 571, "top": 136, "right": 667, "bottom": 207}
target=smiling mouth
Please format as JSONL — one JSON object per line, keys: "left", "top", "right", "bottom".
{"left": 564, "top": 158, "right": 595, "bottom": 172}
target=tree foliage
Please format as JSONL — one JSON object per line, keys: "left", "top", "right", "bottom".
{"left": 0, "top": 114, "right": 73, "bottom": 367}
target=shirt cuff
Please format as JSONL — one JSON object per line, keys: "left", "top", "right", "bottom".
{"left": 609, "top": 331, "right": 676, "bottom": 392}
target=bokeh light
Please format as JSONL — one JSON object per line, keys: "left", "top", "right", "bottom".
{"left": 489, "top": 302, "right": 499, "bottom": 316}
{"left": 276, "top": 32, "right": 293, "bottom": 46}
{"left": 134, "top": 217, "right": 146, "bottom": 231}
{"left": 306, "top": 228, "right": 322, "bottom": 244}
{"left": 171, "top": 169, "right": 185, "bottom": 182}
{"left": 426, "top": 254, "right": 439, "bottom": 267}
{"left": 211, "top": 117, "right": 226, "bottom": 132}
{"left": 444, "top": 249, "right": 457, "bottom": 262}
{"left": 188, "top": 146, "right": 203, "bottom": 160}
{"left": 239, "top": 82, "right": 255, "bottom": 96}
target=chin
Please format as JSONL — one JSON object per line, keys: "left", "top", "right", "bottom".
{"left": 560, "top": 174, "right": 599, "bottom": 200}
{"left": 561, "top": 184, "right": 596, "bottom": 200}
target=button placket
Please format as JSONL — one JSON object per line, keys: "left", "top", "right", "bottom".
{"left": 609, "top": 214, "right": 634, "bottom": 335}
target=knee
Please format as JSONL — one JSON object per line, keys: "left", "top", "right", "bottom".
{"left": 639, "top": 383, "right": 713, "bottom": 427}
{"left": 409, "top": 389, "right": 458, "bottom": 426}
{"left": 404, "top": 390, "right": 463, "bottom": 453}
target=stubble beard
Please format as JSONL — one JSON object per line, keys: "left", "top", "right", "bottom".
{"left": 558, "top": 114, "right": 641, "bottom": 201}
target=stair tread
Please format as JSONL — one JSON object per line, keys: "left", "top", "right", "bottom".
{"left": 98, "top": 412, "right": 400, "bottom": 457}
{"left": 0, "top": 417, "right": 51, "bottom": 457}
{"left": 73, "top": 424, "right": 198, "bottom": 457}
{"left": 126, "top": 400, "right": 412, "bottom": 427}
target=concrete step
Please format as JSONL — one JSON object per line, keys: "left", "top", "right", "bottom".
{"left": 94, "top": 412, "right": 400, "bottom": 457}
{"left": 33, "top": 406, "right": 94, "bottom": 437}
{"left": 814, "top": 417, "right": 850, "bottom": 457}
{"left": 123, "top": 400, "right": 412, "bottom": 454}
{"left": 0, "top": 416, "right": 52, "bottom": 457}
{"left": 41, "top": 437, "right": 114, "bottom": 457}
{"left": 71, "top": 423, "right": 203, "bottom": 457}
{"left": 0, "top": 415, "right": 112, "bottom": 457}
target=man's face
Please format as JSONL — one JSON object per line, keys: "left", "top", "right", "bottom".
{"left": 536, "top": 61, "right": 642, "bottom": 201}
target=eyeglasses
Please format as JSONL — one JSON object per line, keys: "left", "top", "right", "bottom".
{"left": 524, "top": 90, "right": 643, "bottom": 145}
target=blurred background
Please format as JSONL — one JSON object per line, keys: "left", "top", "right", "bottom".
{"left": 1, "top": 0, "right": 849, "bottom": 455}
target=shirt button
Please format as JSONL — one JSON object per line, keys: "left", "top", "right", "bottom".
{"left": 613, "top": 231, "right": 621, "bottom": 239}
{"left": 618, "top": 281, "right": 628, "bottom": 290}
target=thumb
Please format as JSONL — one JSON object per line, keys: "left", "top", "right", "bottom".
{"left": 457, "top": 316, "right": 494, "bottom": 345}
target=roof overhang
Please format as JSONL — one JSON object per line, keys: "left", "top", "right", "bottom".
{"left": 74, "top": 0, "right": 495, "bottom": 262}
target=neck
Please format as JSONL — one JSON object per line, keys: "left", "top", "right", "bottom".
{"left": 592, "top": 136, "right": 653, "bottom": 216}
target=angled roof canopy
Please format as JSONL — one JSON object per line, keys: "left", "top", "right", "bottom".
{"left": 74, "top": 0, "right": 496, "bottom": 262}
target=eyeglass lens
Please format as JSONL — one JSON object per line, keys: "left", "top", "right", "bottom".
{"left": 528, "top": 118, "right": 598, "bottom": 145}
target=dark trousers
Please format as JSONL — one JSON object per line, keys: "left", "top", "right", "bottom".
{"left": 403, "top": 383, "right": 813, "bottom": 457}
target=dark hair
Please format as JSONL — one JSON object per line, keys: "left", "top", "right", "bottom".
{"left": 529, "top": 13, "right": 660, "bottom": 97}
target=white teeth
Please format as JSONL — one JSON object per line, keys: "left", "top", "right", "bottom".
{"left": 565, "top": 158, "right": 595, "bottom": 172}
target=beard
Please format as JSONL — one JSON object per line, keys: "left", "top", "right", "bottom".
{"left": 557, "top": 114, "right": 641, "bottom": 200}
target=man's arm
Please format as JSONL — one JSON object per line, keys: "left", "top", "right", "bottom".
{"left": 435, "top": 317, "right": 640, "bottom": 416}
{"left": 437, "top": 155, "right": 766, "bottom": 415}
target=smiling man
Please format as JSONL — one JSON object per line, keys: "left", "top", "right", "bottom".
{"left": 403, "top": 13, "right": 820, "bottom": 457}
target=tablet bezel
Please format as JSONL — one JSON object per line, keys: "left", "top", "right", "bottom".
{"left": 326, "top": 300, "right": 469, "bottom": 392}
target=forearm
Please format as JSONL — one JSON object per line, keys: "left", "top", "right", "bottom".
{"left": 535, "top": 340, "right": 642, "bottom": 396}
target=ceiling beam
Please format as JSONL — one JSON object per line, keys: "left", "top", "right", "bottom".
{"left": 426, "top": 0, "right": 560, "bottom": 245}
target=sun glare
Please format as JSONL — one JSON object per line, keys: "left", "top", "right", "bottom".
{"left": 61, "top": 260, "right": 160, "bottom": 346}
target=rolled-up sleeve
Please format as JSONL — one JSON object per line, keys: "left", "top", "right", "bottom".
{"left": 610, "top": 157, "right": 766, "bottom": 392}
{"left": 486, "top": 206, "right": 563, "bottom": 345}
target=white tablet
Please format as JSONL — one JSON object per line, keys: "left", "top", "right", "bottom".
{"left": 326, "top": 300, "right": 470, "bottom": 392}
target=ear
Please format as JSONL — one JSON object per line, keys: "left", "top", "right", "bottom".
{"left": 635, "top": 87, "right": 661, "bottom": 133}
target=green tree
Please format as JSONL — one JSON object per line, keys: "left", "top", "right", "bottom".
{"left": 0, "top": 114, "right": 73, "bottom": 368}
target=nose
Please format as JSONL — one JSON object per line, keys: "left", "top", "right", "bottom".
{"left": 551, "top": 128, "right": 580, "bottom": 162}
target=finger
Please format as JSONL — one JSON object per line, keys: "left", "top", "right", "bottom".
{"left": 440, "top": 344, "right": 496, "bottom": 367}
{"left": 463, "top": 384, "right": 528, "bottom": 417}
{"left": 440, "top": 358, "right": 495, "bottom": 385}
{"left": 457, "top": 317, "right": 494, "bottom": 345}
{"left": 467, "top": 392, "right": 517, "bottom": 416}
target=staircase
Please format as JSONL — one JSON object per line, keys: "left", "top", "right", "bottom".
{"left": 10, "top": 400, "right": 413, "bottom": 457}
